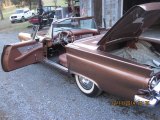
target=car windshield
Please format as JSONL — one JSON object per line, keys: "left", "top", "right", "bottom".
{"left": 52, "top": 18, "right": 97, "bottom": 34}
{"left": 15, "top": 10, "right": 24, "bottom": 14}
{"left": 45, "top": 17, "right": 97, "bottom": 38}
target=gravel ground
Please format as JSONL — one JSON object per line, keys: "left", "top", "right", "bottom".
{"left": 0, "top": 30, "right": 160, "bottom": 120}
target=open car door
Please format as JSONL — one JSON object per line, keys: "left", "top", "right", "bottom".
{"left": 1, "top": 41, "right": 44, "bottom": 72}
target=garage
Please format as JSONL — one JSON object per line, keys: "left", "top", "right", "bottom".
{"left": 80, "top": 0, "right": 160, "bottom": 29}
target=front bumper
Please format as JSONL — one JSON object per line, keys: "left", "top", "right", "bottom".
{"left": 10, "top": 17, "right": 22, "bottom": 22}
{"left": 134, "top": 81, "right": 160, "bottom": 107}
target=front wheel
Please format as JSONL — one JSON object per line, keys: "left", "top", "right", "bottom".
{"left": 11, "top": 21, "right": 15, "bottom": 24}
{"left": 21, "top": 17, "right": 25, "bottom": 22}
{"left": 75, "top": 75, "right": 102, "bottom": 97}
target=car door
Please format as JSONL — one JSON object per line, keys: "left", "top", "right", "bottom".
{"left": 1, "top": 41, "right": 44, "bottom": 72}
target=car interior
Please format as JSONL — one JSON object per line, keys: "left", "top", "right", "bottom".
{"left": 33, "top": 18, "right": 99, "bottom": 69}
{"left": 38, "top": 26, "right": 82, "bottom": 69}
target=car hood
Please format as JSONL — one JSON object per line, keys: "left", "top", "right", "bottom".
{"left": 98, "top": 2, "right": 160, "bottom": 45}
{"left": 10, "top": 13, "right": 23, "bottom": 17}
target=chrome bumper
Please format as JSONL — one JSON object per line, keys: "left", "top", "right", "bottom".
{"left": 134, "top": 95, "right": 159, "bottom": 107}
{"left": 134, "top": 81, "right": 160, "bottom": 107}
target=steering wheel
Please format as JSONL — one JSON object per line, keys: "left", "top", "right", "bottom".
{"left": 58, "top": 30, "right": 75, "bottom": 46}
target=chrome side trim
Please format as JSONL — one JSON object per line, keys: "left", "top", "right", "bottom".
{"left": 43, "top": 59, "right": 68, "bottom": 72}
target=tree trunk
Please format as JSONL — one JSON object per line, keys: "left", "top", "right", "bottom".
{"left": 71, "top": 0, "right": 75, "bottom": 16}
{"left": 70, "top": 0, "right": 75, "bottom": 16}
{"left": 29, "top": 0, "right": 31, "bottom": 10}
{"left": 53, "top": 0, "right": 57, "bottom": 7}
{"left": 0, "top": 1, "right": 4, "bottom": 20}
{"left": 38, "top": 0, "right": 42, "bottom": 10}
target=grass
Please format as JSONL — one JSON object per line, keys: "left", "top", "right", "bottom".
{"left": 0, "top": 20, "right": 31, "bottom": 32}
{"left": 3, "top": 6, "right": 16, "bottom": 19}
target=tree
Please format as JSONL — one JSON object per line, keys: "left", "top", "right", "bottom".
{"left": 11, "top": 0, "right": 21, "bottom": 5}
{"left": 0, "top": 0, "right": 4, "bottom": 20}
{"left": 53, "top": 0, "right": 57, "bottom": 7}
{"left": 27, "top": 0, "right": 31, "bottom": 10}
{"left": 26, "top": 0, "right": 37, "bottom": 10}
{"left": 11, "top": 0, "right": 38, "bottom": 9}
{"left": 65, "top": 0, "right": 79, "bottom": 16}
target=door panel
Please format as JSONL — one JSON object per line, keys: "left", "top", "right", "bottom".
{"left": 1, "top": 41, "right": 44, "bottom": 72}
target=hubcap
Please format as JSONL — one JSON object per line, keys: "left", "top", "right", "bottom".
{"left": 78, "top": 76, "right": 93, "bottom": 90}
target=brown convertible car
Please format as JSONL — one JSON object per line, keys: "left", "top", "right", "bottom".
{"left": 2, "top": 3, "right": 160, "bottom": 107}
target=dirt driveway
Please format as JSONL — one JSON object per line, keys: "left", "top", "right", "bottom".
{"left": 0, "top": 30, "right": 160, "bottom": 120}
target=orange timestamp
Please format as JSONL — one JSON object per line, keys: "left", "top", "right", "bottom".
{"left": 112, "top": 100, "right": 149, "bottom": 106}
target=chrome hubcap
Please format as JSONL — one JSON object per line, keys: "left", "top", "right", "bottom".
{"left": 79, "top": 76, "right": 93, "bottom": 90}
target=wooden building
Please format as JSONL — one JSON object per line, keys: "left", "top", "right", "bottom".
{"left": 80, "top": 0, "right": 159, "bottom": 28}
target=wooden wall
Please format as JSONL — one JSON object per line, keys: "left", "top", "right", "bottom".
{"left": 94, "top": 0, "right": 102, "bottom": 27}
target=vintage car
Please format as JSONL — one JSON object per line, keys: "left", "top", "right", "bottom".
{"left": 28, "top": 11, "right": 55, "bottom": 26}
{"left": 29, "top": 6, "right": 56, "bottom": 25}
{"left": 19, "top": 16, "right": 100, "bottom": 43}
{"left": 2, "top": 3, "right": 160, "bottom": 107}
{"left": 28, "top": 6, "right": 68, "bottom": 26}
{"left": 10, "top": 8, "right": 35, "bottom": 23}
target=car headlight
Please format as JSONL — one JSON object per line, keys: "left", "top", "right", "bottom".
{"left": 149, "top": 76, "right": 158, "bottom": 90}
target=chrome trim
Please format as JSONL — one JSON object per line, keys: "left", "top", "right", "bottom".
{"left": 152, "top": 82, "right": 160, "bottom": 100}
{"left": 148, "top": 76, "right": 158, "bottom": 90}
{"left": 78, "top": 76, "right": 94, "bottom": 90}
{"left": 134, "top": 95, "right": 158, "bottom": 107}
{"left": 134, "top": 81, "right": 160, "bottom": 107}
{"left": 70, "top": 71, "right": 102, "bottom": 90}
{"left": 43, "top": 59, "right": 68, "bottom": 72}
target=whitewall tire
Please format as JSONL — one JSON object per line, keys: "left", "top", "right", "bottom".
{"left": 75, "top": 75, "right": 102, "bottom": 97}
